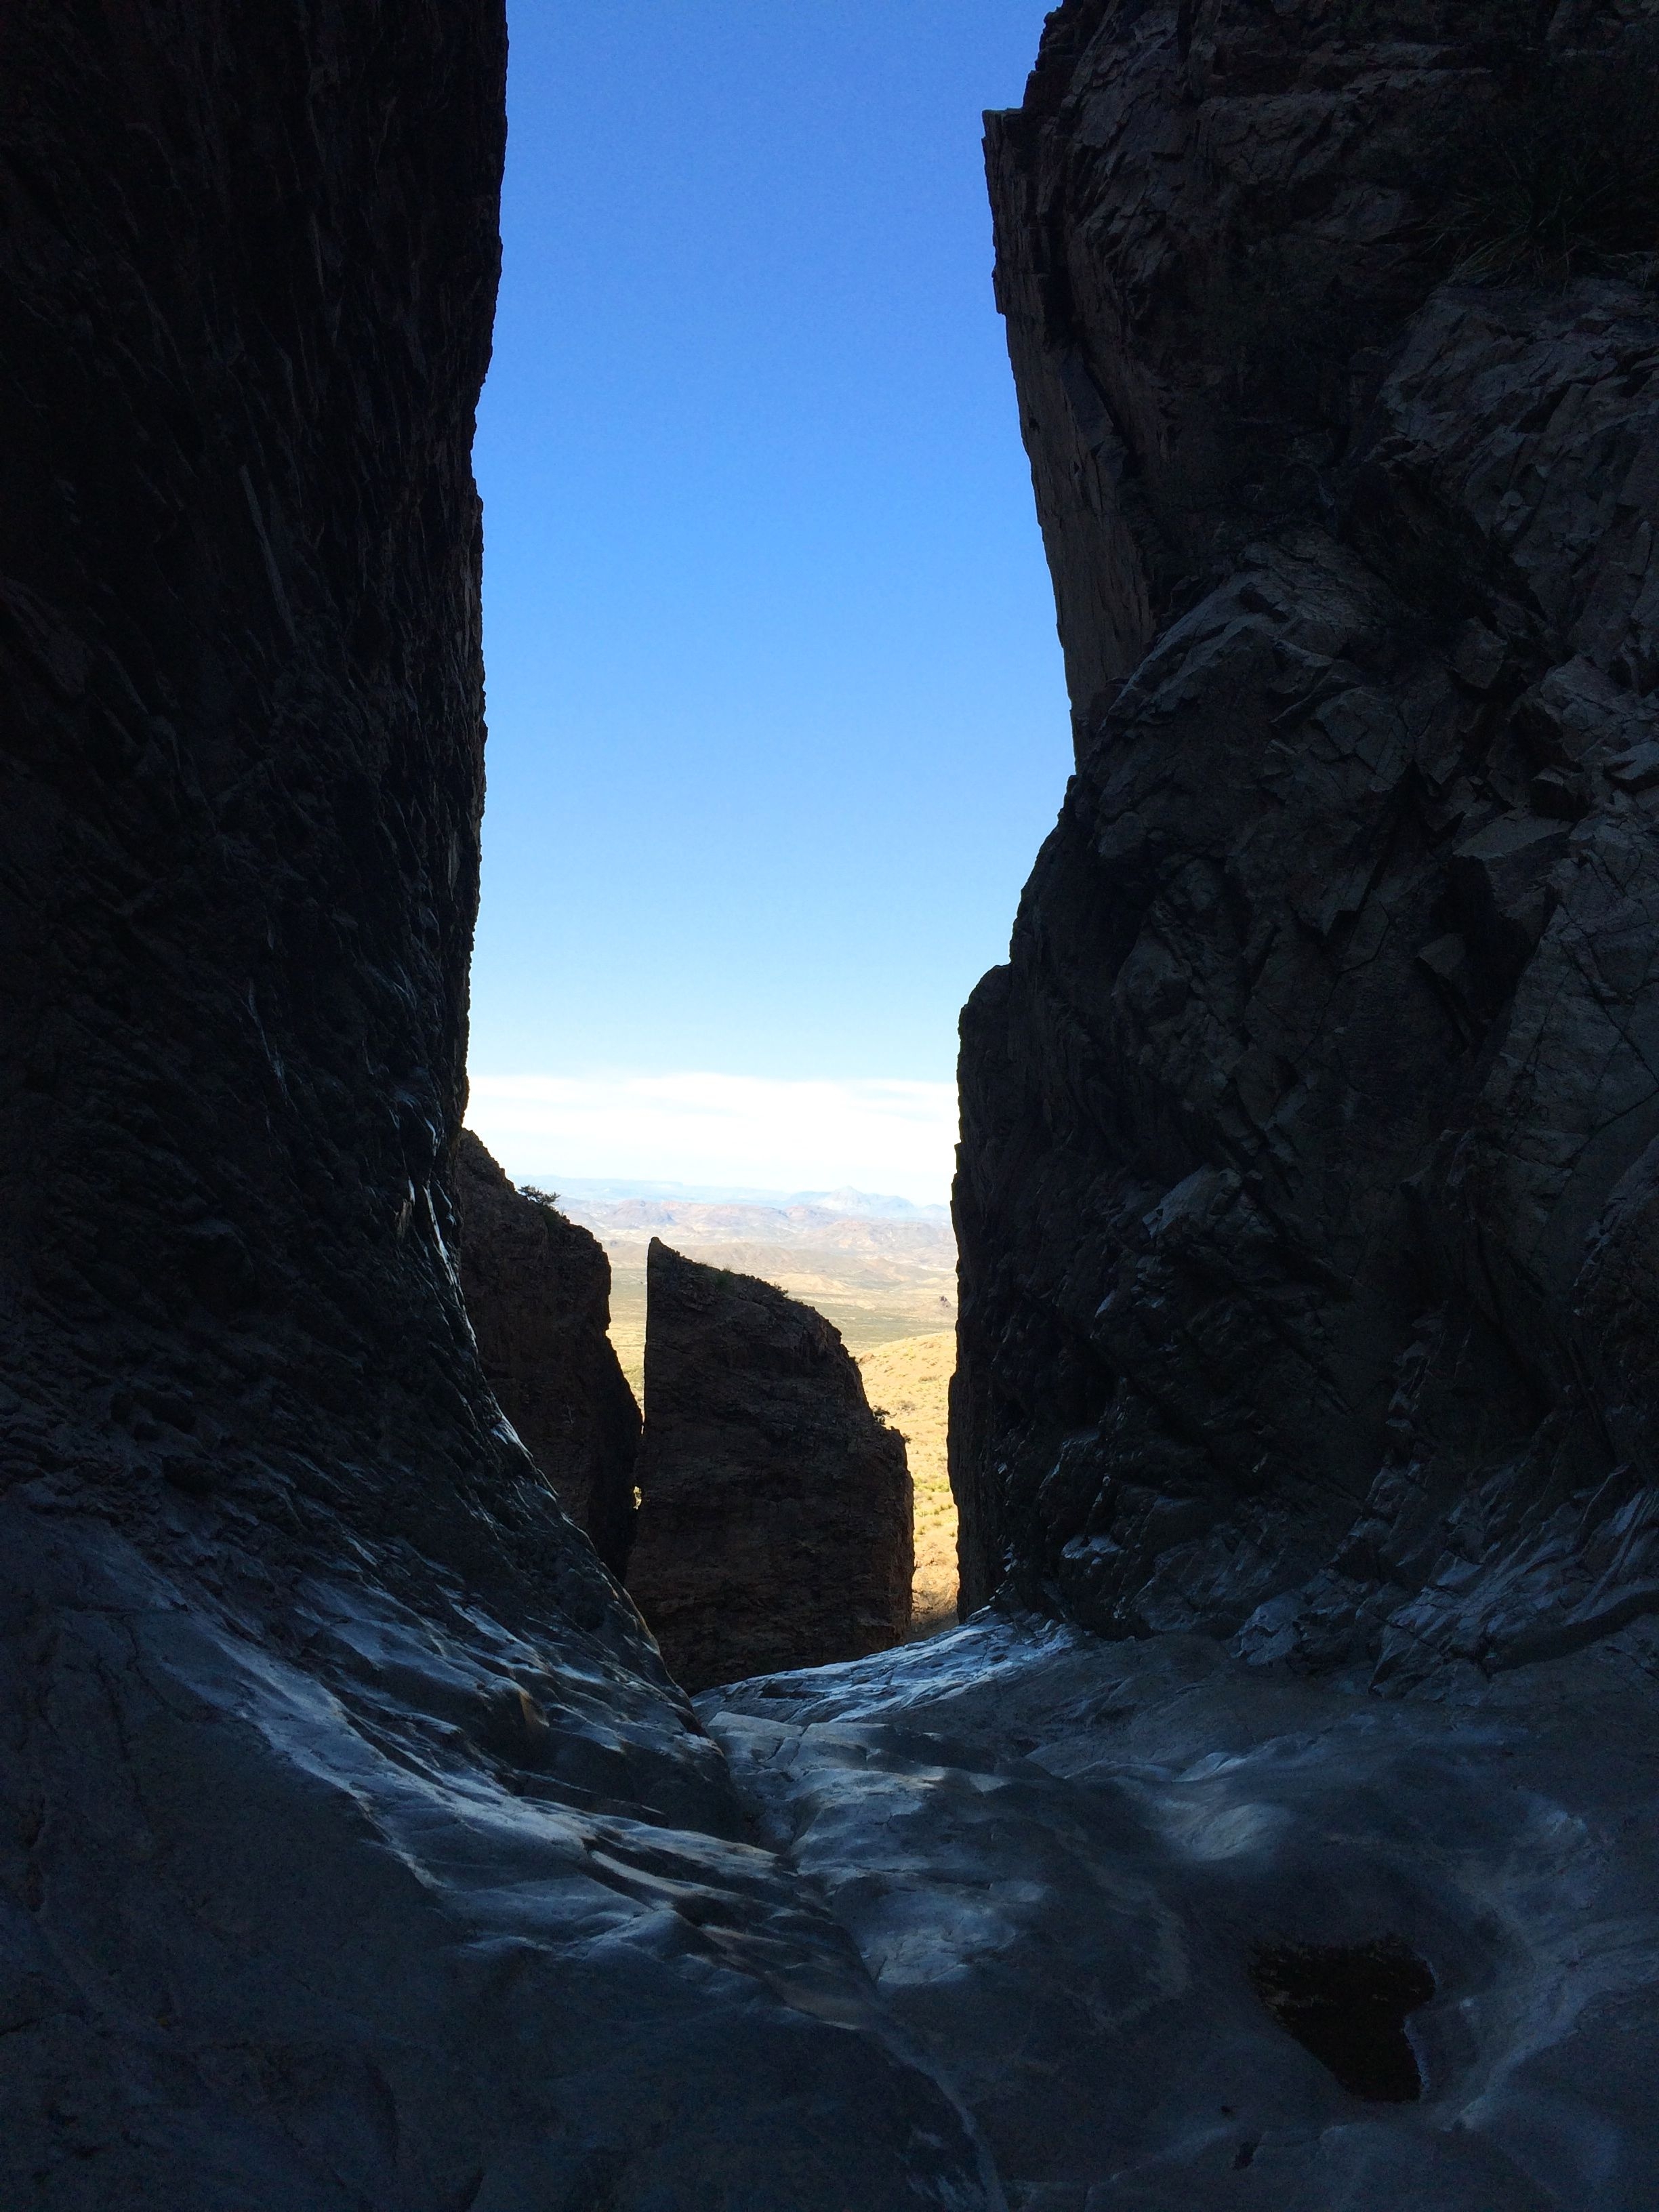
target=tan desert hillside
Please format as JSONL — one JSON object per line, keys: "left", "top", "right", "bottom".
{"left": 560, "top": 1195, "right": 957, "bottom": 1396}
{"left": 855, "top": 1330, "right": 957, "bottom": 1637}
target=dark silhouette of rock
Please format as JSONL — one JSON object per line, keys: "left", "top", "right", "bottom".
{"left": 630, "top": 1240, "right": 913, "bottom": 1689}
{"left": 453, "top": 1130, "right": 638, "bottom": 1575}
{"left": 953, "top": 0, "right": 1659, "bottom": 1692}
{"left": 0, "top": 8, "right": 999, "bottom": 2204}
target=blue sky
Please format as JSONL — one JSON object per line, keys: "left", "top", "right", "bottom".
{"left": 466, "top": 0, "right": 1067, "bottom": 1200}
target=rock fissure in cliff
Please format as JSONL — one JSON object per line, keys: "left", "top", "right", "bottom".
{"left": 0, "top": 8, "right": 995, "bottom": 2200}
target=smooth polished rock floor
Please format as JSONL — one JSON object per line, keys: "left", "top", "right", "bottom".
{"left": 704, "top": 1616, "right": 1659, "bottom": 2211}
{"left": 10, "top": 1487, "right": 1655, "bottom": 2209}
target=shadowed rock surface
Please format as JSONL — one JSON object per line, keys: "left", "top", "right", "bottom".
{"left": 453, "top": 1130, "right": 638, "bottom": 1576}
{"left": 953, "top": 0, "right": 1659, "bottom": 1691}
{"left": 705, "top": 1610, "right": 1659, "bottom": 2209}
{"left": 0, "top": 8, "right": 1001, "bottom": 2205}
{"left": 630, "top": 1241, "right": 914, "bottom": 1690}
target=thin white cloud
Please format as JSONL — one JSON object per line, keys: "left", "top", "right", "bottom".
{"left": 466, "top": 1071, "right": 957, "bottom": 1205}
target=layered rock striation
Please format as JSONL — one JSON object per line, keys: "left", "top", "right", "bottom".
{"left": 453, "top": 1130, "right": 639, "bottom": 1576}
{"left": 0, "top": 9, "right": 996, "bottom": 2204}
{"left": 954, "top": 0, "right": 1659, "bottom": 1687}
{"left": 630, "top": 1241, "right": 914, "bottom": 1689}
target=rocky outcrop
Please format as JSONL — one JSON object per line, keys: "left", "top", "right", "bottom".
{"left": 630, "top": 1241, "right": 913, "bottom": 1689}
{"left": 954, "top": 0, "right": 1659, "bottom": 1689}
{"left": 453, "top": 1130, "right": 638, "bottom": 1575}
{"left": 0, "top": 9, "right": 996, "bottom": 2205}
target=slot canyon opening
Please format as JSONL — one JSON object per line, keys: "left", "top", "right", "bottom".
{"left": 1249, "top": 1938, "right": 1435, "bottom": 2102}
{"left": 460, "top": 11, "right": 1062, "bottom": 1675}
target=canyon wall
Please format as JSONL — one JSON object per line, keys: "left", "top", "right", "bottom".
{"left": 954, "top": 0, "right": 1659, "bottom": 1687}
{"left": 0, "top": 8, "right": 995, "bottom": 2203}
{"left": 630, "top": 1241, "right": 914, "bottom": 1689}
{"left": 453, "top": 1130, "right": 639, "bottom": 1576}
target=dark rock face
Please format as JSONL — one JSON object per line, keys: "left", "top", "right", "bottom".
{"left": 0, "top": 9, "right": 998, "bottom": 2204}
{"left": 1, "top": 0, "right": 519, "bottom": 1593}
{"left": 954, "top": 0, "right": 1659, "bottom": 1687}
{"left": 453, "top": 1130, "right": 638, "bottom": 1576}
{"left": 630, "top": 1240, "right": 913, "bottom": 1689}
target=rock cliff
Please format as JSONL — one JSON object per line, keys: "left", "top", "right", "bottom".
{"left": 954, "top": 0, "right": 1659, "bottom": 1689}
{"left": 0, "top": 8, "right": 996, "bottom": 2204}
{"left": 453, "top": 1130, "right": 638, "bottom": 1575}
{"left": 630, "top": 1241, "right": 914, "bottom": 1689}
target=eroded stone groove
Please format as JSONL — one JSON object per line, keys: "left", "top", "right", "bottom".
{"left": 704, "top": 1614, "right": 1659, "bottom": 2207}
{"left": 951, "top": 0, "right": 1659, "bottom": 1690}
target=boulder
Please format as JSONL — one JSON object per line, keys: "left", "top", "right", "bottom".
{"left": 630, "top": 1240, "right": 912, "bottom": 1689}
{"left": 453, "top": 1130, "right": 638, "bottom": 1576}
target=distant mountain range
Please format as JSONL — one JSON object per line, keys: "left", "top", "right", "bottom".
{"left": 550, "top": 1187, "right": 958, "bottom": 1389}
{"left": 558, "top": 1197, "right": 956, "bottom": 1265}
{"left": 525, "top": 1176, "right": 949, "bottom": 1223}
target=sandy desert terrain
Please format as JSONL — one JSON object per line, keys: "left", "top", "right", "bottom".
{"left": 854, "top": 1330, "right": 957, "bottom": 1636}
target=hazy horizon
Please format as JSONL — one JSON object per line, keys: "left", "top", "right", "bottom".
{"left": 509, "top": 1175, "right": 951, "bottom": 1218}
{"left": 465, "top": 1069, "right": 959, "bottom": 1207}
